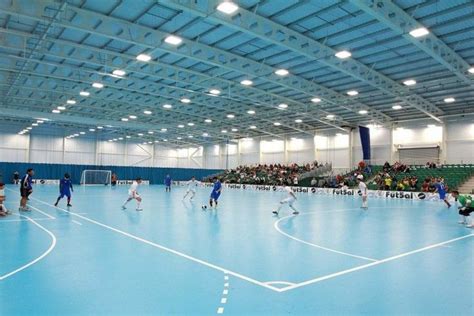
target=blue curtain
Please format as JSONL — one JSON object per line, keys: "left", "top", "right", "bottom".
{"left": 359, "top": 126, "right": 371, "bottom": 161}
{"left": 0, "top": 162, "right": 222, "bottom": 185}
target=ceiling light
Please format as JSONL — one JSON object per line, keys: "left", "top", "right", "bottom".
{"left": 92, "top": 82, "right": 104, "bottom": 89}
{"left": 161, "top": 128, "right": 167, "bottom": 132}
{"left": 295, "top": 119, "right": 302, "bottom": 123}
{"left": 164, "top": 35, "right": 183, "bottom": 45}
{"left": 89, "top": 129, "right": 95, "bottom": 132}
{"left": 143, "top": 110, "right": 152, "bottom": 115}
{"left": 118, "top": 137, "right": 123, "bottom": 140}
{"left": 148, "top": 131, "right": 154, "bottom": 134}
{"left": 226, "top": 114, "right": 235, "bottom": 118}
{"left": 163, "top": 139, "right": 168, "bottom": 142}
{"left": 57, "top": 106, "right": 66, "bottom": 110}
{"left": 403, "top": 79, "right": 416, "bottom": 86}
{"left": 326, "top": 114, "right": 335, "bottom": 119}
{"left": 209, "top": 89, "right": 221, "bottom": 95}
{"left": 392, "top": 105, "right": 403, "bottom": 110}
{"left": 27, "top": 127, "right": 32, "bottom": 130}
{"left": 121, "top": 118, "right": 129, "bottom": 121}
{"left": 163, "top": 104, "right": 172, "bottom": 109}
{"left": 129, "top": 115, "right": 137, "bottom": 119}
{"left": 138, "top": 133, "right": 144, "bottom": 136}
{"left": 249, "top": 125, "right": 257, "bottom": 129}
{"left": 148, "top": 141, "right": 153, "bottom": 144}
{"left": 52, "top": 109, "right": 61, "bottom": 113}
{"left": 275, "top": 69, "right": 289, "bottom": 76}
{"left": 187, "top": 123, "right": 195, "bottom": 126}
{"left": 79, "top": 132, "right": 86, "bottom": 135}
{"left": 358, "top": 110, "right": 368, "bottom": 115}
{"left": 154, "top": 140, "right": 159, "bottom": 143}
{"left": 112, "top": 69, "right": 126, "bottom": 76}
{"left": 37, "top": 120, "right": 44, "bottom": 124}
{"left": 79, "top": 91, "right": 90, "bottom": 96}
{"left": 205, "top": 119, "right": 212, "bottom": 123}
{"left": 240, "top": 79, "right": 253, "bottom": 86}
{"left": 247, "top": 110, "right": 255, "bottom": 114}
{"left": 32, "top": 123, "right": 38, "bottom": 126}
{"left": 216, "top": 1, "right": 239, "bottom": 14}
{"left": 66, "top": 100, "right": 76, "bottom": 105}
{"left": 202, "top": 133, "right": 209, "bottom": 137}
{"left": 97, "top": 126, "right": 103, "bottom": 129}
{"left": 136, "top": 54, "right": 151, "bottom": 62}
{"left": 73, "top": 134, "right": 79, "bottom": 137}
{"left": 181, "top": 98, "right": 191, "bottom": 104}
{"left": 221, "top": 130, "right": 228, "bottom": 133}
{"left": 278, "top": 103, "right": 288, "bottom": 109}
{"left": 444, "top": 97, "right": 455, "bottom": 103}
{"left": 126, "top": 136, "right": 131, "bottom": 139}
{"left": 231, "top": 128, "right": 238, "bottom": 132}
{"left": 409, "top": 27, "right": 429, "bottom": 38}
{"left": 274, "top": 122, "right": 281, "bottom": 126}
{"left": 177, "top": 137, "right": 182, "bottom": 140}
{"left": 335, "top": 50, "right": 351, "bottom": 59}
{"left": 178, "top": 124, "right": 184, "bottom": 128}
{"left": 188, "top": 135, "right": 194, "bottom": 138}
{"left": 468, "top": 67, "right": 474, "bottom": 74}
{"left": 347, "top": 90, "right": 358, "bottom": 96}
{"left": 311, "top": 97, "right": 321, "bottom": 103}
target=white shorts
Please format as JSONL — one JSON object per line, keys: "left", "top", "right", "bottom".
{"left": 186, "top": 189, "right": 196, "bottom": 193}
{"left": 128, "top": 191, "right": 140, "bottom": 199}
{"left": 281, "top": 197, "right": 296, "bottom": 205}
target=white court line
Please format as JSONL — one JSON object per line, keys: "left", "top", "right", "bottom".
{"left": 27, "top": 195, "right": 282, "bottom": 292}
{"left": 0, "top": 217, "right": 54, "bottom": 223}
{"left": 264, "top": 281, "right": 296, "bottom": 286}
{"left": 278, "top": 233, "right": 474, "bottom": 292}
{"left": 26, "top": 204, "right": 56, "bottom": 219}
{"left": 0, "top": 214, "right": 57, "bottom": 281}
{"left": 71, "top": 220, "right": 82, "bottom": 226}
{"left": 274, "top": 210, "right": 379, "bottom": 262}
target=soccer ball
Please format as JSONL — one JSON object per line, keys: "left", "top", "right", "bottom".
{"left": 202, "top": 205, "right": 207, "bottom": 210}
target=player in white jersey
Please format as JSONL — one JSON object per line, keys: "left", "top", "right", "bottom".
{"left": 272, "top": 186, "right": 299, "bottom": 215}
{"left": 122, "top": 178, "right": 143, "bottom": 211}
{"left": 357, "top": 174, "right": 368, "bottom": 209}
{"left": 183, "top": 176, "right": 200, "bottom": 201}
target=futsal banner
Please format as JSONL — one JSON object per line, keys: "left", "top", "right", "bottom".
{"left": 359, "top": 126, "right": 371, "bottom": 160}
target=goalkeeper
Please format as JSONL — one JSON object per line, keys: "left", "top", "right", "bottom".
{"left": 451, "top": 191, "right": 473, "bottom": 228}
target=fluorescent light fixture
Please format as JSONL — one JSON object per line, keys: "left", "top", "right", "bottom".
{"left": 403, "top": 79, "right": 416, "bottom": 86}
{"left": 177, "top": 137, "right": 182, "bottom": 140}
{"left": 336, "top": 133, "right": 344, "bottom": 136}
{"left": 112, "top": 69, "right": 126, "bottom": 76}
{"left": 209, "top": 89, "right": 221, "bottom": 95}
{"left": 143, "top": 110, "right": 152, "bottom": 115}
{"left": 163, "top": 104, "right": 172, "bottom": 109}
{"left": 118, "top": 137, "right": 123, "bottom": 140}
{"left": 66, "top": 100, "right": 76, "bottom": 105}
{"left": 347, "top": 90, "right": 359, "bottom": 96}
{"left": 79, "top": 91, "right": 90, "bottom": 96}
{"left": 73, "top": 134, "right": 79, "bottom": 137}
{"left": 240, "top": 79, "right": 253, "bottom": 86}
{"left": 275, "top": 69, "right": 289, "bottom": 76}
{"left": 231, "top": 128, "right": 238, "bottom": 132}
{"left": 444, "top": 97, "right": 455, "bottom": 103}
{"left": 57, "top": 106, "right": 66, "bottom": 110}
{"left": 335, "top": 50, "right": 351, "bottom": 59}
{"left": 27, "top": 127, "right": 32, "bottom": 130}
{"left": 163, "top": 139, "right": 168, "bottom": 142}
{"left": 202, "top": 133, "right": 209, "bottom": 137}
{"left": 221, "top": 130, "right": 228, "bottom": 133}
{"left": 188, "top": 135, "right": 193, "bottom": 138}
{"left": 160, "top": 128, "right": 167, "bottom": 132}
{"left": 129, "top": 115, "right": 137, "bottom": 119}
{"left": 180, "top": 98, "right": 191, "bottom": 104}
{"left": 249, "top": 125, "right": 257, "bottom": 129}
{"left": 226, "top": 114, "right": 235, "bottom": 118}
{"left": 295, "top": 119, "right": 302, "bottom": 123}
{"left": 121, "top": 118, "right": 129, "bottom": 121}
{"left": 326, "top": 114, "right": 335, "bottom": 119}
{"left": 178, "top": 124, "right": 184, "bottom": 128}
{"left": 468, "top": 67, "right": 474, "bottom": 74}
{"left": 154, "top": 140, "right": 159, "bottom": 143}
{"left": 126, "top": 136, "right": 131, "bottom": 139}
{"left": 247, "top": 110, "right": 255, "bottom": 114}
{"left": 136, "top": 54, "right": 151, "bottom": 62}
{"left": 409, "top": 27, "right": 429, "bottom": 38}
{"left": 92, "top": 82, "right": 104, "bottom": 89}
{"left": 278, "top": 103, "right": 288, "bottom": 109}
{"left": 164, "top": 35, "right": 183, "bottom": 45}
{"left": 148, "top": 131, "right": 154, "bottom": 134}
{"left": 97, "top": 126, "right": 103, "bottom": 129}
{"left": 89, "top": 129, "right": 95, "bottom": 132}
{"left": 205, "top": 119, "right": 212, "bottom": 123}
{"left": 79, "top": 132, "right": 86, "bottom": 135}
{"left": 148, "top": 141, "right": 153, "bottom": 144}
{"left": 216, "top": 1, "right": 239, "bottom": 14}
{"left": 37, "top": 120, "right": 44, "bottom": 124}
{"left": 32, "top": 123, "right": 38, "bottom": 126}
{"left": 187, "top": 122, "right": 195, "bottom": 126}
{"left": 52, "top": 109, "right": 61, "bottom": 113}
{"left": 273, "top": 122, "right": 281, "bottom": 126}
{"left": 392, "top": 105, "right": 403, "bottom": 110}
{"left": 358, "top": 110, "right": 368, "bottom": 115}
{"left": 138, "top": 133, "right": 144, "bottom": 136}
{"left": 427, "top": 124, "right": 436, "bottom": 128}
{"left": 311, "top": 97, "right": 321, "bottom": 103}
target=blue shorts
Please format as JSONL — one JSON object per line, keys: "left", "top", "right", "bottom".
{"left": 210, "top": 191, "right": 221, "bottom": 200}
{"left": 439, "top": 191, "right": 446, "bottom": 200}
{"left": 60, "top": 192, "right": 71, "bottom": 199}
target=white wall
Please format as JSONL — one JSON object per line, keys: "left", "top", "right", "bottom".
{"left": 1, "top": 121, "right": 473, "bottom": 169}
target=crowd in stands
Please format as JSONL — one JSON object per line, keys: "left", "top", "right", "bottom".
{"left": 210, "top": 161, "right": 327, "bottom": 186}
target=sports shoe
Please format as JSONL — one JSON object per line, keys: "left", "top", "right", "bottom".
{"left": 292, "top": 211, "right": 300, "bottom": 215}
{"left": 67, "top": 204, "right": 72, "bottom": 207}
{"left": 54, "top": 202, "right": 58, "bottom": 207}
{"left": 136, "top": 208, "right": 143, "bottom": 211}
{"left": 458, "top": 220, "right": 467, "bottom": 224}
{"left": 466, "top": 224, "right": 474, "bottom": 228}
{"left": 272, "top": 210, "right": 278, "bottom": 215}
{"left": 121, "top": 206, "right": 127, "bottom": 210}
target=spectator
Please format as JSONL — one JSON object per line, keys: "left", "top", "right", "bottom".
{"left": 12, "top": 171, "right": 20, "bottom": 185}
{"left": 310, "top": 178, "right": 317, "bottom": 187}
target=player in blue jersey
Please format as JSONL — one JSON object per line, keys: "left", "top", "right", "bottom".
{"left": 164, "top": 174, "right": 172, "bottom": 192}
{"left": 54, "top": 173, "right": 74, "bottom": 207}
{"left": 19, "top": 168, "right": 34, "bottom": 211}
{"left": 434, "top": 177, "right": 451, "bottom": 208}
{"left": 209, "top": 177, "right": 222, "bottom": 208}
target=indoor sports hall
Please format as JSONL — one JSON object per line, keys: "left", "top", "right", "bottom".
{"left": 0, "top": 1, "right": 473, "bottom": 315}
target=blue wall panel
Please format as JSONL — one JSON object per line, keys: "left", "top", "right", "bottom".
{"left": 0, "top": 162, "right": 222, "bottom": 184}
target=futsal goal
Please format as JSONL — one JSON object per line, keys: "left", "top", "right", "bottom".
{"left": 80, "top": 170, "right": 112, "bottom": 186}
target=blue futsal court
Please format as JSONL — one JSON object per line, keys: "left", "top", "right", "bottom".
{"left": 1, "top": 184, "right": 472, "bottom": 315}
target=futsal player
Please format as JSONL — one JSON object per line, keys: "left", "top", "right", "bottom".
{"left": 0, "top": 182, "right": 9, "bottom": 216}
{"left": 209, "top": 177, "right": 222, "bottom": 208}
{"left": 434, "top": 178, "right": 451, "bottom": 208}
{"left": 122, "top": 178, "right": 143, "bottom": 211}
{"left": 54, "top": 173, "right": 73, "bottom": 207}
{"left": 164, "top": 174, "right": 172, "bottom": 192}
{"left": 357, "top": 174, "right": 368, "bottom": 209}
{"left": 272, "top": 186, "right": 299, "bottom": 215}
{"left": 183, "top": 176, "right": 200, "bottom": 201}
{"left": 19, "top": 168, "right": 34, "bottom": 211}
{"left": 452, "top": 191, "right": 473, "bottom": 228}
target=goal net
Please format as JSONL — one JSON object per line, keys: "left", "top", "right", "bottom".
{"left": 80, "top": 170, "right": 112, "bottom": 185}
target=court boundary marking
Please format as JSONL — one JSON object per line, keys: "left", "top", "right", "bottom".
{"left": 11, "top": 190, "right": 474, "bottom": 293}
{"left": 0, "top": 214, "right": 57, "bottom": 281}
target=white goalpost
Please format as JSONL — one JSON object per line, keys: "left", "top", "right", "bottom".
{"left": 80, "top": 170, "right": 112, "bottom": 186}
